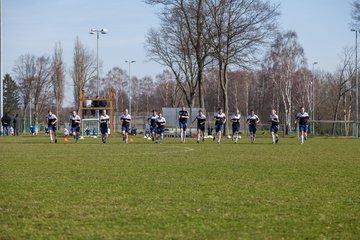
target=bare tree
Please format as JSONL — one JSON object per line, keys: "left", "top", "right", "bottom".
{"left": 267, "top": 31, "right": 307, "bottom": 131}
{"left": 204, "top": 0, "right": 278, "bottom": 133}
{"left": 32, "top": 56, "right": 52, "bottom": 126}
{"left": 51, "top": 42, "right": 65, "bottom": 126}
{"left": 13, "top": 54, "right": 52, "bottom": 129}
{"left": 145, "top": 0, "right": 211, "bottom": 108}
{"left": 101, "top": 67, "right": 128, "bottom": 111}
{"left": 71, "top": 37, "right": 97, "bottom": 110}
{"left": 330, "top": 47, "right": 355, "bottom": 135}
{"left": 155, "top": 70, "right": 181, "bottom": 108}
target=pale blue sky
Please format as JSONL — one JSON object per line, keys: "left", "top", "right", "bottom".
{"left": 2, "top": 0, "right": 354, "bottom": 105}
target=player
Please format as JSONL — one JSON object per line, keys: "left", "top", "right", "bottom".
{"left": 213, "top": 107, "right": 226, "bottom": 144}
{"left": 295, "top": 106, "right": 310, "bottom": 144}
{"left": 178, "top": 106, "right": 190, "bottom": 143}
{"left": 155, "top": 112, "right": 166, "bottom": 144}
{"left": 246, "top": 109, "right": 260, "bottom": 144}
{"left": 231, "top": 109, "right": 241, "bottom": 144}
{"left": 192, "top": 110, "right": 206, "bottom": 143}
{"left": 70, "top": 110, "right": 81, "bottom": 143}
{"left": 121, "top": 109, "right": 131, "bottom": 144}
{"left": 46, "top": 110, "right": 58, "bottom": 143}
{"left": 99, "top": 110, "right": 110, "bottom": 144}
{"left": 269, "top": 109, "right": 280, "bottom": 144}
{"left": 147, "top": 109, "right": 158, "bottom": 141}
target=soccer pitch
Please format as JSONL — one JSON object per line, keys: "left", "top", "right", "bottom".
{"left": 0, "top": 135, "right": 359, "bottom": 239}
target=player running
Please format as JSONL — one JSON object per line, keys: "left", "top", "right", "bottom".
{"left": 155, "top": 112, "right": 166, "bottom": 144}
{"left": 192, "top": 109, "right": 206, "bottom": 143}
{"left": 121, "top": 109, "right": 131, "bottom": 144}
{"left": 269, "top": 109, "right": 280, "bottom": 144}
{"left": 70, "top": 110, "right": 81, "bottom": 143}
{"left": 231, "top": 109, "right": 241, "bottom": 144}
{"left": 246, "top": 109, "right": 260, "bottom": 144}
{"left": 147, "top": 109, "right": 158, "bottom": 142}
{"left": 178, "top": 106, "right": 190, "bottom": 143}
{"left": 99, "top": 110, "right": 110, "bottom": 144}
{"left": 213, "top": 107, "right": 226, "bottom": 144}
{"left": 46, "top": 110, "right": 58, "bottom": 143}
{"left": 295, "top": 106, "right": 310, "bottom": 144}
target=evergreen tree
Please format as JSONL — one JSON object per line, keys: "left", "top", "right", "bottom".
{"left": 3, "top": 74, "right": 20, "bottom": 115}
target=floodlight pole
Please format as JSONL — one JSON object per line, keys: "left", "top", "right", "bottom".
{"left": 90, "top": 28, "right": 108, "bottom": 97}
{"left": 0, "top": 0, "right": 3, "bottom": 135}
{"left": 351, "top": 29, "right": 359, "bottom": 137}
{"left": 312, "top": 61, "right": 318, "bottom": 135}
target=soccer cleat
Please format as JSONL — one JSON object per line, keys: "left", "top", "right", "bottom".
{"left": 197, "top": 140, "right": 199, "bottom": 143}
{"left": 275, "top": 138, "right": 279, "bottom": 144}
{"left": 55, "top": 139, "right": 57, "bottom": 143}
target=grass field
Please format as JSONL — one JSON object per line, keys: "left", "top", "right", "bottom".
{"left": 0, "top": 134, "right": 359, "bottom": 239}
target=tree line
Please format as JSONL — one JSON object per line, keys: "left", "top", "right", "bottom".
{"left": 2, "top": 0, "right": 360, "bottom": 135}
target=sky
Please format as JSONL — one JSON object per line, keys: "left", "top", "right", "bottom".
{"left": 2, "top": 0, "right": 355, "bottom": 106}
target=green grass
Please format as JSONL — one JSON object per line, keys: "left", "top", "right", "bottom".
{"left": 0, "top": 135, "right": 359, "bottom": 239}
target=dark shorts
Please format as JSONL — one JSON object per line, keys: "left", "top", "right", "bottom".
{"left": 100, "top": 127, "right": 108, "bottom": 135}
{"left": 71, "top": 126, "right": 80, "bottom": 133}
{"left": 232, "top": 125, "right": 240, "bottom": 133}
{"left": 215, "top": 124, "right": 223, "bottom": 133}
{"left": 249, "top": 125, "right": 257, "bottom": 134}
{"left": 299, "top": 124, "right": 308, "bottom": 133}
{"left": 197, "top": 125, "right": 205, "bottom": 131}
{"left": 179, "top": 122, "right": 187, "bottom": 131}
{"left": 270, "top": 125, "right": 279, "bottom": 133}
{"left": 150, "top": 125, "right": 157, "bottom": 133}
{"left": 48, "top": 125, "right": 57, "bottom": 131}
{"left": 122, "top": 125, "right": 130, "bottom": 133}
{"left": 157, "top": 127, "right": 165, "bottom": 134}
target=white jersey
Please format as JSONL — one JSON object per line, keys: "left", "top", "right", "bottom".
{"left": 296, "top": 112, "right": 310, "bottom": 125}
{"left": 269, "top": 114, "right": 279, "bottom": 126}
{"left": 247, "top": 114, "right": 259, "bottom": 126}
{"left": 70, "top": 114, "right": 81, "bottom": 127}
{"left": 46, "top": 114, "right": 57, "bottom": 126}
{"left": 100, "top": 114, "right": 110, "bottom": 128}
{"left": 156, "top": 117, "right": 166, "bottom": 128}
{"left": 231, "top": 114, "right": 241, "bottom": 127}
{"left": 121, "top": 113, "right": 131, "bottom": 127}
{"left": 214, "top": 112, "right": 226, "bottom": 126}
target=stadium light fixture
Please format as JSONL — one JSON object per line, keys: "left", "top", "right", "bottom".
{"left": 89, "top": 28, "right": 108, "bottom": 97}
{"left": 312, "top": 61, "right": 318, "bottom": 135}
{"left": 125, "top": 60, "right": 136, "bottom": 115}
{"left": 351, "top": 29, "right": 359, "bottom": 137}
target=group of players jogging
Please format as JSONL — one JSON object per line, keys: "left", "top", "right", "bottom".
{"left": 45, "top": 106, "right": 310, "bottom": 145}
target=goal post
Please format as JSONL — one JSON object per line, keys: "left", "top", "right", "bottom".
{"left": 81, "top": 118, "right": 100, "bottom": 136}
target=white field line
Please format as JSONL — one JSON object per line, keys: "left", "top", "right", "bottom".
{"left": 114, "top": 146, "right": 194, "bottom": 156}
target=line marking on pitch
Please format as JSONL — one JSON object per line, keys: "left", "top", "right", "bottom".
{"left": 114, "top": 146, "right": 194, "bottom": 156}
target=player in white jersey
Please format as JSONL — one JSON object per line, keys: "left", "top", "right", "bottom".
{"left": 178, "top": 106, "right": 190, "bottom": 143}
{"left": 295, "top": 106, "right": 310, "bottom": 144}
{"left": 269, "top": 109, "right": 279, "bottom": 144}
{"left": 246, "top": 109, "right": 260, "bottom": 144}
{"left": 70, "top": 110, "right": 81, "bottom": 143}
{"left": 155, "top": 112, "right": 166, "bottom": 144}
{"left": 120, "top": 109, "right": 131, "bottom": 144}
{"left": 231, "top": 109, "right": 241, "bottom": 144}
{"left": 192, "top": 110, "right": 206, "bottom": 143}
{"left": 213, "top": 108, "right": 226, "bottom": 144}
{"left": 99, "top": 110, "right": 110, "bottom": 144}
{"left": 46, "top": 110, "right": 58, "bottom": 143}
{"left": 147, "top": 109, "right": 158, "bottom": 141}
